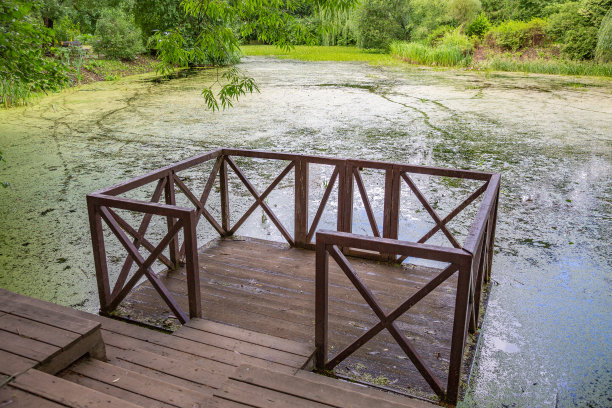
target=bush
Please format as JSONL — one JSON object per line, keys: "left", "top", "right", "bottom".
{"left": 427, "top": 25, "right": 456, "bottom": 46}
{"left": 466, "top": 12, "right": 491, "bottom": 38}
{"left": 596, "top": 9, "right": 612, "bottom": 62}
{"left": 447, "top": 0, "right": 482, "bottom": 25}
{"left": 94, "top": 9, "right": 144, "bottom": 60}
{"left": 486, "top": 18, "right": 548, "bottom": 51}
{"left": 54, "top": 16, "right": 81, "bottom": 42}
{"left": 391, "top": 31, "right": 473, "bottom": 67}
{"left": 354, "top": 0, "right": 409, "bottom": 50}
{"left": 408, "top": 0, "right": 453, "bottom": 41}
{"left": 564, "top": 25, "right": 599, "bottom": 59}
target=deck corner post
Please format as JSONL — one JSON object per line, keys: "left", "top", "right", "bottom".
{"left": 87, "top": 196, "right": 111, "bottom": 313}
{"left": 383, "top": 166, "right": 401, "bottom": 261}
{"left": 315, "top": 237, "right": 329, "bottom": 370}
{"left": 219, "top": 156, "right": 231, "bottom": 235}
{"left": 165, "top": 171, "right": 180, "bottom": 268}
{"left": 294, "top": 159, "right": 309, "bottom": 248}
{"left": 446, "top": 261, "right": 473, "bottom": 404}
{"left": 184, "top": 210, "right": 201, "bottom": 319}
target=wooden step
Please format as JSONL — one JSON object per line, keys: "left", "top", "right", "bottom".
{"left": 213, "top": 365, "right": 438, "bottom": 408}
{"left": 60, "top": 357, "right": 212, "bottom": 408}
{"left": 7, "top": 369, "right": 141, "bottom": 407}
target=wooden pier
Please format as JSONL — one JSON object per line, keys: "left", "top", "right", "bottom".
{"left": 0, "top": 288, "right": 434, "bottom": 407}
{"left": 86, "top": 148, "right": 500, "bottom": 404}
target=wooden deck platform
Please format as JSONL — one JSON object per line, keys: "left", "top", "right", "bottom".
{"left": 0, "top": 288, "right": 436, "bottom": 407}
{"left": 117, "top": 237, "right": 460, "bottom": 399}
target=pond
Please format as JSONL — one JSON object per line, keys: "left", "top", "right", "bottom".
{"left": 0, "top": 57, "right": 610, "bottom": 407}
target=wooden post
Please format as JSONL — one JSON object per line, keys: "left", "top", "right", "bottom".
{"left": 337, "top": 162, "right": 353, "bottom": 233}
{"left": 486, "top": 190, "right": 499, "bottom": 282}
{"left": 87, "top": 197, "right": 110, "bottom": 313}
{"left": 219, "top": 157, "right": 230, "bottom": 235}
{"left": 165, "top": 171, "right": 180, "bottom": 268}
{"left": 382, "top": 167, "right": 400, "bottom": 261}
{"left": 315, "top": 239, "right": 329, "bottom": 370}
{"left": 446, "top": 261, "right": 472, "bottom": 404}
{"left": 183, "top": 210, "right": 201, "bottom": 319}
{"left": 294, "top": 159, "right": 309, "bottom": 248}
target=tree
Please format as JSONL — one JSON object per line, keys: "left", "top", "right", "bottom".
{"left": 154, "top": 0, "right": 358, "bottom": 111}
{"left": 354, "top": 0, "right": 409, "bottom": 49}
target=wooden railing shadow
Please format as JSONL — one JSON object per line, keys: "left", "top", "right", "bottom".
{"left": 87, "top": 147, "right": 500, "bottom": 404}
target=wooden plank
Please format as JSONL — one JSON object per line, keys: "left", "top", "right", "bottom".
{"left": 0, "top": 329, "right": 60, "bottom": 362}
{"left": 0, "top": 314, "right": 80, "bottom": 348}
{"left": 172, "top": 326, "right": 307, "bottom": 368}
{"left": 37, "top": 328, "right": 106, "bottom": 374}
{"left": 105, "top": 345, "right": 214, "bottom": 396}
{"left": 10, "top": 369, "right": 141, "bottom": 407}
{"left": 214, "top": 380, "right": 330, "bottom": 408}
{"left": 0, "top": 349, "right": 37, "bottom": 376}
{"left": 109, "top": 345, "right": 228, "bottom": 390}
{"left": 183, "top": 319, "right": 312, "bottom": 357}
{"left": 0, "top": 293, "right": 98, "bottom": 335}
{"left": 0, "top": 385, "right": 66, "bottom": 408}
{"left": 67, "top": 358, "right": 211, "bottom": 408}
{"left": 231, "top": 365, "right": 435, "bottom": 408}
{"left": 61, "top": 371, "right": 175, "bottom": 408}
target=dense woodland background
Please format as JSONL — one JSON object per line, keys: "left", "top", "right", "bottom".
{"left": 1, "top": 0, "right": 612, "bottom": 108}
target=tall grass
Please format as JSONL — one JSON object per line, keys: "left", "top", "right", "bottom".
{"left": 484, "top": 57, "right": 612, "bottom": 77}
{"left": 390, "top": 42, "right": 471, "bottom": 67}
{"left": 0, "top": 78, "right": 33, "bottom": 108}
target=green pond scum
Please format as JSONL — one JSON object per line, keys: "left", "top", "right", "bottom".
{"left": 0, "top": 57, "right": 610, "bottom": 407}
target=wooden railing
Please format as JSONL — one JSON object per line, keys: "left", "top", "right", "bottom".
{"left": 87, "top": 148, "right": 499, "bottom": 404}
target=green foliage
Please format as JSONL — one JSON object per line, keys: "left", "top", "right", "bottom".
{"left": 486, "top": 56, "right": 612, "bottom": 76}
{"left": 514, "top": 0, "right": 548, "bottom": 20}
{"left": 391, "top": 30, "right": 473, "bottom": 67}
{"left": 486, "top": 18, "right": 548, "bottom": 51}
{"left": 0, "top": 0, "right": 69, "bottom": 107}
{"left": 578, "top": 0, "right": 612, "bottom": 27}
{"left": 408, "top": 0, "right": 453, "bottom": 41}
{"left": 353, "top": 0, "right": 409, "bottom": 50}
{"left": 94, "top": 8, "right": 144, "bottom": 60}
{"left": 54, "top": 15, "right": 81, "bottom": 41}
{"left": 155, "top": 0, "right": 359, "bottom": 110}
{"left": 316, "top": 7, "right": 357, "bottom": 46}
{"left": 447, "top": 0, "right": 482, "bottom": 25}
{"left": 564, "top": 25, "right": 599, "bottom": 59}
{"left": 466, "top": 12, "right": 491, "bottom": 37}
{"left": 427, "top": 25, "right": 456, "bottom": 46}
{"left": 596, "top": 9, "right": 612, "bottom": 62}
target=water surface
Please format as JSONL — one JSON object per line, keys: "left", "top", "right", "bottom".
{"left": 0, "top": 57, "right": 610, "bottom": 407}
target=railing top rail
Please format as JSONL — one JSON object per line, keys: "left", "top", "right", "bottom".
{"left": 463, "top": 173, "right": 501, "bottom": 254}
{"left": 316, "top": 230, "right": 472, "bottom": 266}
{"left": 96, "top": 149, "right": 223, "bottom": 196}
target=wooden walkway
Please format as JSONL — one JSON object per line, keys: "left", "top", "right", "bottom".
{"left": 0, "top": 288, "right": 436, "bottom": 407}
{"left": 117, "top": 237, "right": 460, "bottom": 398}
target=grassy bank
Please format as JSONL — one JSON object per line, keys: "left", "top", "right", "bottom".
{"left": 242, "top": 44, "right": 612, "bottom": 78}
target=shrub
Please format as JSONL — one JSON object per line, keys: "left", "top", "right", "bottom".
{"left": 596, "top": 9, "right": 612, "bottom": 62}
{"left": 447, "top": 0, "right": 482, "bottom": 25}
{"left": 466, "top": 12, "right": 491, "bottom": 38}
{"left": 486, "top": 18, "right": 548, "bottom": 51}
{"left": 94, "top": 9, "right": 144, "bottom": 60}
{"left": 391, "top": 31, "right": 473, "bottom": 67}
{"left": 427, "top": 25, "right": 456, "bottom": 46}
{"left": 407, "top": 0, "right": 451, "bottom": 41}
{"left": 564, "top": 25, "right": 599, "bottom": 60}
{"left": 54, "top": 16, "right": 81, "bottom": 42}
{"left": 354, "top": 0, "right": 409, "bottom": 50}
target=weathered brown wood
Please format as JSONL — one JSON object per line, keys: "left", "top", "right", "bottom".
{"left": 173, "top": 173, "right": 224, "bottom": 236}
{"left": 228, "top": 160, "right": 295, "bottom": 235}
{"left": 225, "top": 156, "right": 295, "bottom": 246}
{"left": 0, "top": 385, "right": 66, "bottom": 408}
{"left": 184, "top": 210, "right": 202, "bottom": 319}
{"left": 215, "top": 380, "right": 330, "bottom": 408}
{"left": 401, "top": 172, "right": 460, "bottom": 249}
{"left": 353, "top": 168, "right": 380, "bottom": 237}
{"left": 446, "top": 264, "right": 472, "bottom": 404}
{"left": 314, "top": 239, "right": 329, "bottom": 369}
{"left": 294, "top": 159, "right": 309, "bottom": 247}
{"left": 306, "top": 166, "right": 339, "bottom": 244}
{"left": 115, "top": 178, "right": 169, "bottom": 301}
{"left": 87, "top": 197, "right": 111, "bottom": 310}
{"left": 0, "top": 349, "right": 37, "bottom": 375}
{"left": 219, "top": 157, "right": 231, "bottom": 234}
{"left": 37, "top": 328, "right": 106, "bottom": 374}
{"left": 0, "top": 314, "right": 80, "bottom": 347}
{"left": 10, "top": 369, "right": 141, "bottom": 407}
{"left": 66, "top": 358, "right": 210, "bottom": 407}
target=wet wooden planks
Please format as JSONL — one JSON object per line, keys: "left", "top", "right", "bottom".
{"left": 119, "top": 237, "right": 459, "bottom": 396}
{"left": 0, "top": 290, "right": 105, "bottom": 375}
